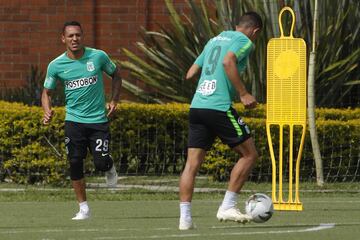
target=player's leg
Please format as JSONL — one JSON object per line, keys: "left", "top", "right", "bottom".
{"left": 179, "top": 108, "right": 214, "bottom": 230}
{"left": 216, "top": 137, "right": 257, "bottom": 222}
{"left": 179, "top": 148, "right": 206, "bottom": 230}
{"left": 228, "top": 137, "right": 258, "bottom": 193}
{"left": 179, "top": 148, "right": 206, "bottom": 202}
{"left": 65, "top": 121, "right": 90, "bottom": 220}
{"left": 88, "top": 122, "right": 118, "bottom": 187}
{"left": 72, "top": 180, "right": 86, "bottom": 202}
{"left": 212, "top": 107, "right": 257, "bottom": 223}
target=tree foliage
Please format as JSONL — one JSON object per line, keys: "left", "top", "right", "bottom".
{"left": 120, "top": 0, "right": 359, "bottom": 107}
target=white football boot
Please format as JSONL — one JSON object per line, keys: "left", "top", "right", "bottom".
{"left": 105, "top": 165, "right": 118, "bottom": 187}
{"left": 179, "top": 218, "right": 195, "bottom": 230}
{"left": 216, "top": 207, "right": 252, "bottom": 223}
{"left": 72, "top": 209, "right": 90, "bottom": 220}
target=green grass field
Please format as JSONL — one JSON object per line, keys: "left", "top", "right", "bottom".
{"left": 0, "top": 180, "right": 359, "bottom": 240}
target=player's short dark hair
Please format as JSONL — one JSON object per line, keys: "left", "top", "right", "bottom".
{"left": 62, "top": 21, "right": 83, "bottom": 33}
{"left": 238, "top": 12, "right": 263, "bottom": 30}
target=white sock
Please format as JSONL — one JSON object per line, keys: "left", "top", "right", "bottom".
{"left": 79, "top": 201, "right": 89, "bottom": 213}
{"left": 220, "top": 191, "right": 238, "bottom": 210}
{"left": 180, "top": 202, "right": 192, "bottom": 222}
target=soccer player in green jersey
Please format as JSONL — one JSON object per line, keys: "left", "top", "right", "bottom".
{"left": 178, "top": 12, "right": 263, "bottom": 230}
{"left": 41, "top": 21, "right": 122, "bottom": 220}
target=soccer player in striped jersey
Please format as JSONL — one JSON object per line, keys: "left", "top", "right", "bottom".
{"left": 178, "top": 12, "right": 263, "bottom": 230}
{"left": 42, "top": 21, "right": 122, "bottom": 220}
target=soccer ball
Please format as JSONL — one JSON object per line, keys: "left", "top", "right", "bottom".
{"left": 245, "top": 193, "right": 274, "bottom": 223}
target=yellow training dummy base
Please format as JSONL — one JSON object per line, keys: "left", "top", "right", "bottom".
{"left": 266, "top": 7, "right": 307, "bottom": 211}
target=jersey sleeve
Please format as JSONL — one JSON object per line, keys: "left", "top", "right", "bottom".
{"left": 99, "top": 50, "right": 117, "bottom": 76}
{"left": 228, "top": 37, "right": 253, "bottom": 62}
{"left": 43, "top": 62, "right": 58, "bottom": 90}
{"left": 194, "top": 49, "right": 205, "bottom": 67}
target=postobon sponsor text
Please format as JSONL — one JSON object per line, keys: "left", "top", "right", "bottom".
{"left": 65, "top": 76, "right": 98, "bottom": 89}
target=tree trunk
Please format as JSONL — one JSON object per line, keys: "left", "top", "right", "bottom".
{"left": 308, "top": 0, "right": 324, "bottom": 186}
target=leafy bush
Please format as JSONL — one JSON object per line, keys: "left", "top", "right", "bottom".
{"left": 0, "top": 101, "right": 359, "bottom": 184}
{"left": 0, "top": 102, "right": 67, "bottom": 185}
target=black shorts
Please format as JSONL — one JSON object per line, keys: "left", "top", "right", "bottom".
{"left": 65, "top": 121, "right": 111, "bottom": 160}
{"left": 188, "top": 107, "right": 251, "bottom": 150}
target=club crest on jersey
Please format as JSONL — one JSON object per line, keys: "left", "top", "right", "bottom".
{"left": 87, "top": 61, "right": 95, "bottom": 72}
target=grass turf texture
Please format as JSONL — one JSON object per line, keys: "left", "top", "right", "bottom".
{"left": 0, "top": 198, "right": 359, "bottom": 240}
{"left": 0, "top": 180, "right": 360, "bottom": 240}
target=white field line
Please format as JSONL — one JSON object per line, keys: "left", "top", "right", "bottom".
{"left": 0, "top": 228, "right": 139, "bottom": 234}
{"left": 0, "top": 223, "right": 339, "bottom": 237}
{"left": 94, "top": 223, "right": 337, "bottom": 239}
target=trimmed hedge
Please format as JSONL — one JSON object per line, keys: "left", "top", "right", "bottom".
{"left": 0, "top": 102, "right": 66, "bottom": 184}
{"left": 0, "top": 101, "right": 359, "bottom": 184}
{"left": 232, "top": 103, "right": 360, "bottom": 121}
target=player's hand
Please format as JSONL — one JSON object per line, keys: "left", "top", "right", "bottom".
{"left": 107, "top": 100, "right": 118, "bottom": 117}
{"left": 43, "top": 109, "right": 54, "bottom": 125}
{"left": 240, "top": 93, "right": 257, "bottom": 109}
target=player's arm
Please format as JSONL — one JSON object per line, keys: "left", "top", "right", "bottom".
{"left": 185, "top": 64, "right": 201, "bottom": 82}
{"left": 42, "top": 64, "right": 57, "bottom": 124}
{"left": 223, "top": 52, "right": 257, "bottom": 109}
{"left": 41, "top": 88, "right": 54, "bottom": 124}
{"left": 107, "top": 67, "right": 122, "bottom": 117}
{"left": 99, "top": 49, "right": 122, "bottom": 117}
{"left": 186, "top": 49, "right": 205, "bottom": 82}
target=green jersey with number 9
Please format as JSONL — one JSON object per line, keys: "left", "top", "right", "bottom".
{"left": 190, "top": 31, "right": 253, "bottom": 112}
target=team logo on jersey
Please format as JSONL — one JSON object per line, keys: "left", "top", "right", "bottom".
{"left": 212, "top": 36, "right": 231, "bottom": 42}
{"left": 196, "top": 79, "right": 217, "bottom": 96}
{"left": 87, "top": 61, "right": 95, "bottom": 72}
{"left": 65, "top": 75, "right": 98, "bottom": 90}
